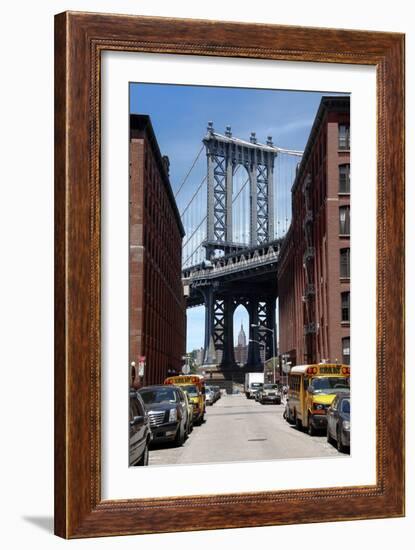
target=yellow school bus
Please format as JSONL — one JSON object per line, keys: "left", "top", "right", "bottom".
{"left": 164, "top": 375, "right": 206, "bottom": 425}
{"left": 285, "top": 364, "right": 350, "bottom": 435}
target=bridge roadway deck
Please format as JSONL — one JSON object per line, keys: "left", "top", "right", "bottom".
{"left": 182, "top": 244, "right": 279, "bottom": 307}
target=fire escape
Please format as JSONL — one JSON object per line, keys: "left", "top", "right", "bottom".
{"left": 302, "top": 174, "right": 317, "bottom": 363}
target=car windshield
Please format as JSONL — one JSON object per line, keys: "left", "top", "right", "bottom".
{"left": 263, "top": 384, "right": 278, "bottom": 390}
{"left": 311, "top": 377, "right": 349, "bottom": 394}
{"left": 341, "top": 399, "right": 350, "bottom": 414}
{"left": 139, "top": 388, "right": 177, "bottom": 404}
{"left": 183, "top": 385, "right": 199, "bottom": 397}
{"left": 251, "top": 383, "right": 263, "bottom": 388}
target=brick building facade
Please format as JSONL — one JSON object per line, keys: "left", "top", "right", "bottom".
{"left": 129, "top": 114, "right": 186, "bottom": 387}
{"left": 278, "top": 96, "right": 350, "bottom": 367}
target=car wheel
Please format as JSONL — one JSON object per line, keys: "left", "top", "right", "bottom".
{"left": 307, "top": 414, "right": 316, "bottom": 436}
{"left": 294, "top": 411, "right": 302, "bottom": 430}
{"left": 138, "top": 443, "right": 149, "bottom": 466}
{"left": 337, "top": 427, "right": 346, "bottom": 453}
{"left": 175, "top": 423, "right": 185, "bottom": 447}
{"left": 327, "top": 425, "right": 333, "bottom": 444}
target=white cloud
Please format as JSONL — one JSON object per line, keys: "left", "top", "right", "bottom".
{"left": 265, "top": 118, "right": 314, "bottom": 138}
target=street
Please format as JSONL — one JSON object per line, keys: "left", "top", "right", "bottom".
{"left": 149, "top": 392, "right": 340, "bottom": 466}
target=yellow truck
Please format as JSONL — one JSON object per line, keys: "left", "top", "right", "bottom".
{"left": 285, "top": 364, "right": 350, "bottom": 435}
{"left": 164, "top": 375, "right": 206, "bottom": 425}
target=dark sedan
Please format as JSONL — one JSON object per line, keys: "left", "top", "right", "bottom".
{"left": 326, "top": 393, "right": 350, "bottom": 453}
{"left": 138, "top": 385, "right": 189, "bottom": 446}
{"left": 129, "top": 390, "right": 152, "bottom": 466}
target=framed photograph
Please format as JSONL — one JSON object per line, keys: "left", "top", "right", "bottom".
{"left": 54, "top": 11, "right": 405, "bottom": 538}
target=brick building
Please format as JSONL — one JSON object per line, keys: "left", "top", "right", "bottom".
{"left": 278, "top": 96, "right": 350, "bottom": 367}
{"left": 129, "top": 114, "right": 186, "bottom": 387}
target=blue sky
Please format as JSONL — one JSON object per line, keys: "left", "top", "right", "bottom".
{"left": 130, "top": 84, "right": 333, "bottom": 206}
{"left": 130, "top": 83, "right": 347, "bottom": 351}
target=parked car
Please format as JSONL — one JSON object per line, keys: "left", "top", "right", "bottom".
{"left": 164, "top": 375, "right": 206, "bottom": 425}
{"left": 183, "top": 391, "right": 194, "bottom": 433}
{"left": 205, "top": 387, "right": 215, "bottom": 406}
{"left": 326, "top": 393, "right": 350, "bottom": 453}
{"left": 138, "top": 385, "right": 190, "bottom": 446}
{"left": 254, "top": 388, "right": 262, "bottom": 402}
{"left": 206, "top": 385, "right": 221, "bottom": 402}
{"left": 129, "top": 390, "right": 152, "bottom": 466}
{"left": 245, "top": 372, "right": 264, "bottom": 398}
{"left": 212, "top": 386, "right": 221, "bottom": 401}
{"left": 259, "top": 384, "right": 282, "bottom": 405}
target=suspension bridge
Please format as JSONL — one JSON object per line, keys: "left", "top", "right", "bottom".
{"left": 175, "top": 122, "right": 302, "bottom": 376}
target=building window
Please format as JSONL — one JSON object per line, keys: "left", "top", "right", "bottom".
{"left": 339, "top": 164, "right": 350, "bottom": 193}
{"left": 341, "top": 292, "right": 350, "bottom": 323}
{"left": 339, "top": 205, "right": 350, "bottom": 235}
{"left": 340, "top": 248, "right": 350, "bottom": 278}
{"left": 342, "top": 337, "right": 350, "bottom": 365}
{"left": 339, "top": 124, "right": 350, "bottom": 150}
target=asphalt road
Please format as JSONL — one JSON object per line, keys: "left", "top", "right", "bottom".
{"left": 149, "top": 393, "right": 341, "bottom": 466}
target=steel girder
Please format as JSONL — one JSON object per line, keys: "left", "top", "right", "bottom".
{"left": 204, "top": 128, "right": 276, "bottom": 258}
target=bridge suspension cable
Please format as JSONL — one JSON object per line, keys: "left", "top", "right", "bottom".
{"left": 182, "top": 243, "right": 204, "bottom": 267}
{"left": 232, "top": 176, "right": 249, "bottom": 204}
{"left": 182, "top": 214, "right": 207, "bottom": 249}
{"left": 180, "top": 141, "right": 302, "bottom": 268}
{"left": 179, "top": 176, "right": 207, "bottom": 217}
{"left": 174, "top": 144, "right": 205, "bottom": 198}
{"left": 273, "top": 146, "right": 303, "bottom": 156}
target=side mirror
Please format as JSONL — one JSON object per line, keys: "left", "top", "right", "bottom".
{"left": 129, "top": 415, "right": 144, "bottom": 426}
{"left": 307, "top": 386, "right": 313, "bottom": 394}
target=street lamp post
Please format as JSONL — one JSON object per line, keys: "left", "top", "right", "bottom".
{"left": 182, "top": 353, "right": 191, "bottom": 374}
{"left": 251, "top": 324, "right": 276, "bottom": 384}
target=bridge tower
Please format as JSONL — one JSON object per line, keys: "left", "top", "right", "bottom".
{"left": 198, "top": 123, "right": 278, "bottom": 372}
{"left": 203, "top": 122, "right": 277, "bottom": 258}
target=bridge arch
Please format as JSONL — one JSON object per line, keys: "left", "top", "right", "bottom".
{"left": 233, "top": 303, "right": 249, "bottom": 367}
{"left": 232, "top": 164, "right": 250, "bottom": 246}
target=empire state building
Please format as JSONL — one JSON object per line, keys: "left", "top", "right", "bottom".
{"left": 237, "top": 323, "right": 247, "bottom": 347}
{"left": 235, "top": 323, "right": 248, "bottom": 365}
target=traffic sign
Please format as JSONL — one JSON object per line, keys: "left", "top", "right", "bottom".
{"left": 182, "top": 363, "right": 190, "bottom": 375}
{"left": 282, "top": 362, "right": 291, "bottom": 374}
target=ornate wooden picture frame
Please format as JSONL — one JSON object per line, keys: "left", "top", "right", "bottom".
{"left": 54, "top": 11, "right": 405, "bottom": 538}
